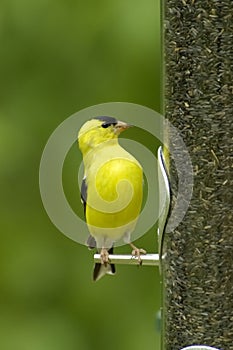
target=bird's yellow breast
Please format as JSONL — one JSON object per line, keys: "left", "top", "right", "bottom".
{"left": 86, "top": 157, "right": 143, "bottom": 230}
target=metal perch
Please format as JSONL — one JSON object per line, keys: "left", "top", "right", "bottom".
{"left": 94, "top": 253, "right": 160, "bottom": 266}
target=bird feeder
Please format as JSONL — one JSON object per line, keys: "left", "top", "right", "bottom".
{"left": 162, "top": 0, "right": 233, "bottom": 349}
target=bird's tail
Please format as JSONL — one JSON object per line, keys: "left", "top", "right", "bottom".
{"left": 93, "top": 247, "right": 116, "bottom": 282}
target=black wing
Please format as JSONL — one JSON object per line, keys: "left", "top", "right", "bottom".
{"left": 81, "top": 177, "right": 87, "bottom": 217}
{"left": 81, "top": 177, "right": 97, "bottom": 249}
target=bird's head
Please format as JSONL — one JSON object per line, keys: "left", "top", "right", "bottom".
{"left": 78, "top": 116, "right": 132, "bottom": 155}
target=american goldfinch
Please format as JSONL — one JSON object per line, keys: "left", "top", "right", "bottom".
{"left": 78, "top": 116, "right": 146, "bottom": 281}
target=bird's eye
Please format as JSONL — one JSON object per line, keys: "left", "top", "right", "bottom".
{"left": 101, "top": 122, "right": 117, "bottom": 128}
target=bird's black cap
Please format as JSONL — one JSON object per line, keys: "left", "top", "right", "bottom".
{"left": 94, "top": 116, "right": 117, "bottom": 124}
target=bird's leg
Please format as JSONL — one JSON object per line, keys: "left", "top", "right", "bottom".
{"left": 100, "top": 247, "right": 110, "bottom": 267}
{"left": 129, "top": 243, "right": 147, "bottom": 265}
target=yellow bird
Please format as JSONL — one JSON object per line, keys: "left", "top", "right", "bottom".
{"left": 78, "top": 116, "right": 146, "bottom": 281}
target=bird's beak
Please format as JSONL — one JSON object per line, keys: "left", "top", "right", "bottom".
{"left": 115, "top": 121, "right": 133, "bottom": 133}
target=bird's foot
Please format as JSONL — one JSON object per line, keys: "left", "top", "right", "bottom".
{"left": 100, "top": 248, "right": 110, "bottom": 267}
{"left": 130, "top": 243, "right": 147, "bottom": 265}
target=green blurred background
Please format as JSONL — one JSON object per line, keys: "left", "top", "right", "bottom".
{"left": 0, "top": 0, "right": 161, "bottom": 349}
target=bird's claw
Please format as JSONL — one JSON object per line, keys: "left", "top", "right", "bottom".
{"left": 131, "top": 247, "right": 147, "bottom": 265}
{"left": 100, "top": 248, "right": 110, "bottom": 267}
